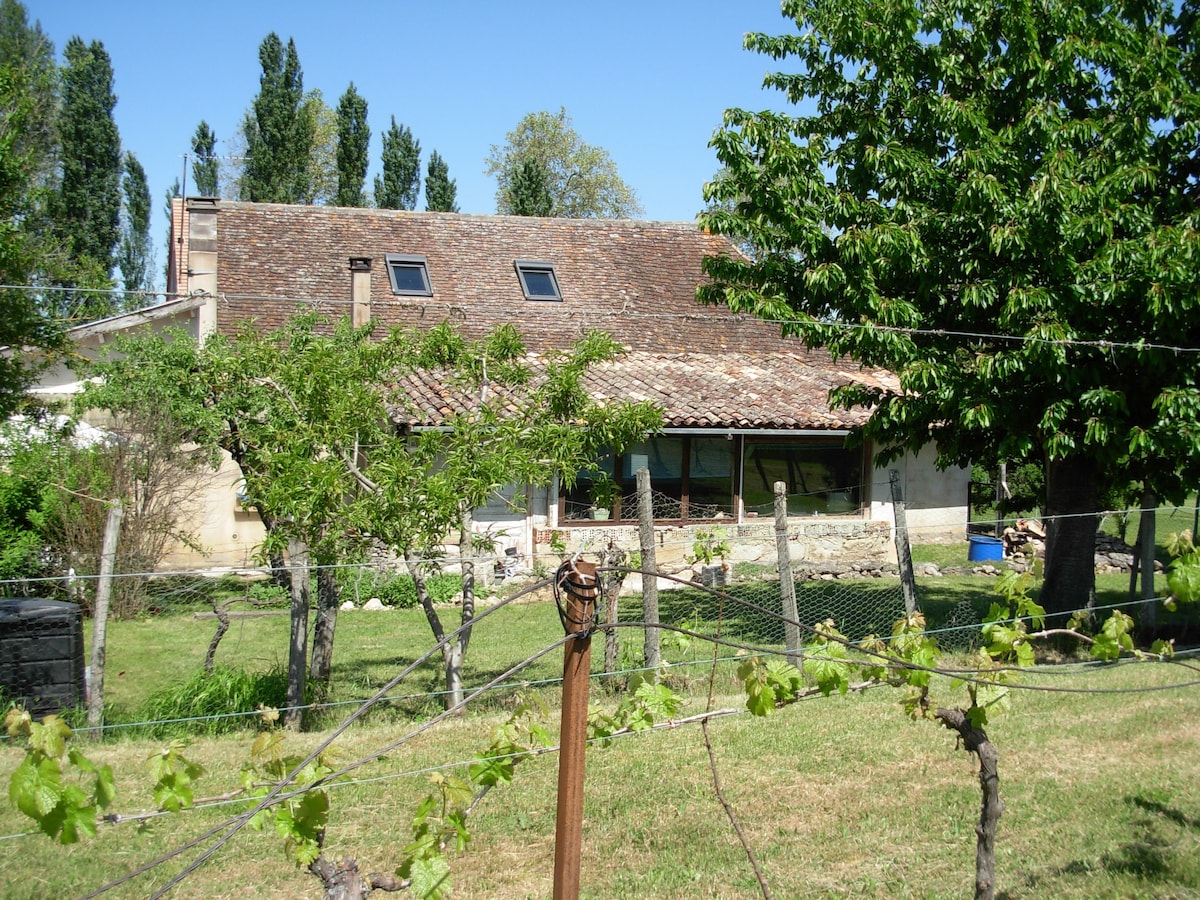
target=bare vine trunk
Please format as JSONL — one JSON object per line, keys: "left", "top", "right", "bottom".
{"left": 204, "top": 600, "right": 230, "bottom": 675}
{"left": 936, "top": 707, "right": 1003, "bottom": 900}
{"left": 309, "top": 854, "right": 408, "bottom": 899}
{"left": 310, "top": 562, "right": 341, "bottom": 685}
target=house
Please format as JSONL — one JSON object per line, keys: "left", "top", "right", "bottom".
{"left": 150, "top": 198, "right": 968, "bottom": 572}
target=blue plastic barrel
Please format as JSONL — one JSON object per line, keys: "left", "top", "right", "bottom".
{"left": 967, "top": 535, "right": 1004, "bottom": 562}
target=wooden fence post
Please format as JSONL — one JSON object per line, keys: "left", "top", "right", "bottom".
{"left": 773, "top": 482, "right": 801, "bottom": 655}
{"left": 636, "top": 468, "right": 660, "bottom": 670}
{"left": 553, "top": 560, "right": 598, "bottom": 900}
{"left": 88, "top": 499, "right": 124, "bottom": 734}
{"left": 889, "top": 469, "right": 920, "bottom": 615}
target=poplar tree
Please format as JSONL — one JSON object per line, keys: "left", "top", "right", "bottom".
{"left": 335, "top": 83, "right": 369, "bottom": 207}
{"left": 117, "top": 152, "right": 153, "bottom": 302}
{"left": 54, "top": 36, "right": 121, "bottom": 318}
{"left": 190, "top": 120, "right": 219, "bottom": 197}
{"left": 424, "top": 150, "right": 458, "bottom": 212}
{"left": 374, "top": 116, "right": 420, "bottom": 210}
{"left": 240, "top": 33, "right": 313, "bottom": 204}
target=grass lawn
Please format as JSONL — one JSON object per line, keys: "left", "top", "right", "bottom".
{"left": 2, "top": 563, "right": 1199, "bottom": 898}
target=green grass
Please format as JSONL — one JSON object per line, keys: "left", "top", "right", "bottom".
{"left": 1, "top": 660, "right": 1197, "bottom": 898}
{"left": 3, "top": 563, "right": 1197, "bottom": 897}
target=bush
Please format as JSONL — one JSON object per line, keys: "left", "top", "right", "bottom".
{"left": 135, "top": 665, "right": 290, "bottom": 736}
{"left": 338, "top": 569, "right": 462, "bottom": 609}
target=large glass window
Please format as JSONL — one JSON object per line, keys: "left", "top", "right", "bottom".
{"left": 741, "top": 439, "right": 862, "bottom": 517}
{"left": 560, "top": 436, "right": 862, "bottom": 524}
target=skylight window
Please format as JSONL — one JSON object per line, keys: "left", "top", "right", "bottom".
{"left": 385, "top": 254, "right": 433, "bottom": 296}
{"left": 514, "top": 260, "right": 562, "bottom": 301}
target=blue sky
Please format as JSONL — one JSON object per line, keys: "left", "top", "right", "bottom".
{"left": 27, "top": 1, "right": 794, "bottom": 249}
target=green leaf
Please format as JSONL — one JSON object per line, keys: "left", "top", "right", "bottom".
{"left": 407, "top": 854, "right": 451, "bottom": 900}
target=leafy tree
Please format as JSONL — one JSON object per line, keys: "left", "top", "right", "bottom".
{"left": 190, "top": 120, "right": 219, "bottom": 197}
{"left": 301, "top": 89, "right": 337, "bottom": 205}
{"left": 0, "top": 56, "right": 63, "bottom": 415}
{"left": 374, "top": 116, "right": 420, "bottom": 210}
{"left": 53, "top": 36, "right": 121, "bottom": 320}
{"left": 699, "top": 0, "right": 1200, "bottom": 614}
{"left": 424, "top": 149, "right": 458, "bottom": 213}
{"left": 117, "top": 152, "right": 153, "bottom": 302}
{"left": 0, "top": 0, "right": 56, "bottom": 181}
{"left": 506, "top": 158, "right": 552, "bottom": 217}
{"left": 485, "top": 107, "right": 642, "bottom": 218}
{"left": 82, "top": 316, "right": 661, "bottom": 714}
{"left": 334, "top": 83, "right": 369, "bottom": 207}
{"left": 240, "top": 33, "right": 313, "bottom": 204}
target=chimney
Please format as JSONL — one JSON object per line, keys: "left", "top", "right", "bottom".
{"left": 350, "top": 257, "right": 372, "bottom": 327}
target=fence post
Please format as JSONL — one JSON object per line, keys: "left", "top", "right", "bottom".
{"left": 889, "top": 470, "right": 920, "bottom": 615}
{"left": 87, "top": 498, "right": 123, "bottom": 734}
{"left": 285, "top": 539, "right": 311, "bottom": 730}
{"left": 773, "top": 482, "right": 801, "bottom": 655}
{"left": 553, "top": 560, "right": 598, "bottom": 900}
{"left": 636, "top": 468, "right": 660, "bottom": 671}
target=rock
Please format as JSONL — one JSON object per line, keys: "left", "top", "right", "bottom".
{"left": 339, "top": 600, "right": 356, "bottom": 611}
{"left": 362, "top": 597, "right": 387, "bottom": 611}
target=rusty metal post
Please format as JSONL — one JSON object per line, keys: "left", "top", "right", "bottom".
{"left": 553, "top": 559, "right": 598, "bottom": 900}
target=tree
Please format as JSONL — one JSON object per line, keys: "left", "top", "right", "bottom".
{"left": 334, "top": 83, "right": 369, "bottom": 207}
{"left": 485, "top": 107, "right": 643, "bottom": 218}
{"left": 424, "top": 149, "right": 458, "bottom": 213}
{"left": 239, "top": 33, "right": 313, "bottom": 204}
{"left": 301, "top": 89, "right": 337, "bottom": 205}
{"left": 699, "top": 0, "right": 1200, "bottom": 614}
{"left": 0, "top": 0, "right": 56, "bottom": 182}
{"left": 82, "top": 316, "right": 661, "bottom": 715}
{"left": 506, "top": 158, "right": 552, "bottom": 217}
{"left": 0, "top": 17, "right": 64, "bottom": 415}
{"left": 190, "top": 120, "right": 219, "bottom": 197}
{"left": 374, "top": 117, "right": 420, "bottom": 210}
{"left": 53, "top": 36, "right": 121, "bottom": 320}
{"left": 117, "top": 153, "right": 153, "bottom": 302}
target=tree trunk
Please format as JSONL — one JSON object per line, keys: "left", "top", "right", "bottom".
{"left": 285, "top": 539, "right": 311, "bottom": 730}
{"left": 310, "top": 561, "right": 341, "bottom": 684}
{"left": 459, "top": 509, "right": 476, "bottom": 657}
{"left": 1040, "top": 455, "right": 1098, "bottom": 615}
{"left": 936, "top": 707, "right": 1003, "bottom": 900}
{"left": 406, "top": 549, "right": 463, "bottom": 711}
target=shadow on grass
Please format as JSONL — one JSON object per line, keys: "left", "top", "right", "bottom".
{"left": 1001, "top": 793, "right": 1200, "bottom": 897}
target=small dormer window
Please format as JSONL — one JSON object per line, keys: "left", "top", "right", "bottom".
{"left": 386, "top": 254, "right": 433, "bottom": 296}
{"left": 515, "top": 260, "right": 562, "bottom": 301}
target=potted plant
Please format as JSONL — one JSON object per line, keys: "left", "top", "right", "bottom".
{"left": 589, "top": 473, "right": 620, "bottom": 520}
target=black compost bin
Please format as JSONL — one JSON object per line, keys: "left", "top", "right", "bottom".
{"left": 0, "top": 599, "right": 86, "bottom": 716}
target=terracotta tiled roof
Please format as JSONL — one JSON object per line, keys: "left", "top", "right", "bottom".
{"left": 391, "top": 350, "right": 895, "bottom": 432}
{"left": 201, "top": 203, "right": 891, "bottom": 432}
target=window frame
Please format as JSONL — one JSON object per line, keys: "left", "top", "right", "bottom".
{"left": 385, "top": 253, "right": 434, "bottom": 296}
{"left": 514, "top": 259, "right": 562, "bottom": 301}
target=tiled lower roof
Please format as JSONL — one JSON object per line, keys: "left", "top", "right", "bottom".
{"left": 393, "top": 350, "right": 896, "bottom": 431}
